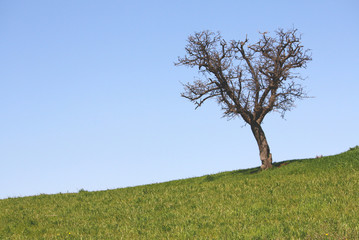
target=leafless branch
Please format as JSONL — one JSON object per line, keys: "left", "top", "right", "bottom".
{"left": 175, "top": 28, "right": 312, "bottom": 125}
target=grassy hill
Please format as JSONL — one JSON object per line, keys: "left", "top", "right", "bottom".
{"left": 1, "top": 147, "right": 359, "bottom": 239}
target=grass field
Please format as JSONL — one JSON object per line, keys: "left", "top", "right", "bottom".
{"left": 1, "top": 147, "right": 359, "bottom": 239}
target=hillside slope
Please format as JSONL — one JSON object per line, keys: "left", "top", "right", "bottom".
{"left": 1, "top": 147, "right": 359, "bottom": 239}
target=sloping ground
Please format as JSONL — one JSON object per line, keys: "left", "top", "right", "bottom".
{"left": 1, "top": 147, "right": 358, "bottom": 239}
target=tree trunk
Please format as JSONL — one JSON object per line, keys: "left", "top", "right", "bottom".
{"left": 250, "top": 122, "right": 273, "bottom": 170}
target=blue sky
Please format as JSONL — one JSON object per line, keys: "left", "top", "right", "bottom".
{"left": 1, "top": 0, "right": 358, "bottom": 199}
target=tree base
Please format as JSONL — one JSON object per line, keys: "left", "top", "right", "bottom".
{"left": 260, "top": 153, "right": 273, "bottom": 170}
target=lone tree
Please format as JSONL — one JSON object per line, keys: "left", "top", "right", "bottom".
{"left": 175, "top": 28, "right": 312, "bottom": 170}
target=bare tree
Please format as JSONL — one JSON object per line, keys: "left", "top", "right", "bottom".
{"left": 175, "top": 28, "right": 312, "bottom": 170}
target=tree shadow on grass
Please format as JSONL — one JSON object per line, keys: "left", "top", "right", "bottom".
{"left": 231, "top": 158, "right": 306, "bottom": 175}
{"left": 230, "top": 167, "right": 261, "bottom": 175}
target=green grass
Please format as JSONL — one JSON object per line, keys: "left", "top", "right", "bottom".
{"left": 1, "top": 147, "right": 359, "bottom": 239}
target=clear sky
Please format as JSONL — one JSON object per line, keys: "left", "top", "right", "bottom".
{"left": 1, "top": 0, "right": 358, "bottom": 199}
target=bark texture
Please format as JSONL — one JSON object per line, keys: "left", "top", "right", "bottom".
{"left": 250, "top": 122, "right": 272, "bottom": 169}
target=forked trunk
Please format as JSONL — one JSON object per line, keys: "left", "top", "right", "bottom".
{"left": 250, "top": 122, "right": 273, "bottom": 170}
